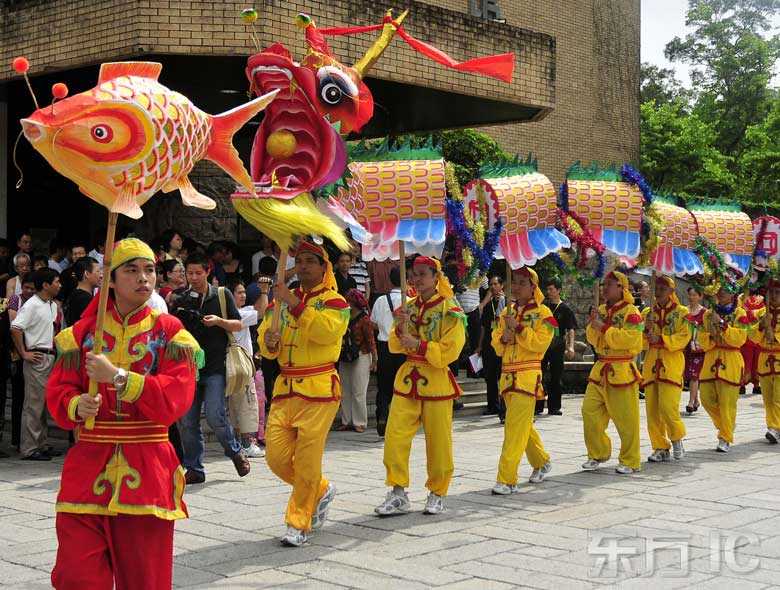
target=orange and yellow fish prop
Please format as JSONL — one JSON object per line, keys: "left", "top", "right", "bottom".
{"left": 19, "top": 61, "right": 278, "bottom": 219}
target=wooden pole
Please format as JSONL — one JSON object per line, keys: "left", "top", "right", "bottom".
{"left": 271, "top": 250, "right": 288, "bottom": 332}
{"left": 505, "top": 261, "right": 512, "bottom": 306}
{"left": 398, "top": 241, "right": 407, "bottom": 335}
{"left": 84, "top": 212, "right": 118, "bottom": 430}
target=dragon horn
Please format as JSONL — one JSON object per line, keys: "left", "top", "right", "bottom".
{"left": 353, "top": 9, "right": 408, "bottom": 79}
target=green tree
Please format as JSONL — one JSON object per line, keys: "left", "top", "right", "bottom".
{"left": 737, "top": 95, "right": 780, "bottom": 203}
{"left": 665, "top": 0, "right": 780, "bottom": 156}
{"left": 640, "top": 101, "right": 736, "bottom": 197}
{"left": 640, "top": 63, "right": 692, "bottom": 106}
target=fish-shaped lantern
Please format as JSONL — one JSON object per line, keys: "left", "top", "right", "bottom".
{"left": 20, "top": 61, "right": 278, "bottom": 219}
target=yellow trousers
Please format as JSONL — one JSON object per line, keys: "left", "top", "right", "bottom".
{"left": 497, "top": 393, "right": 550, "bottom": 485}
{"left": 582, "top": 382, "right": 641, "bottom": 470}
{"left": 645, "top": 381, "right": 686, "bottom": 450}
{"left": 383, "top": 395, "right": 453, "bottom": 496}
{"left": 265, "top": 396, "right": 339, "bottom": 532}
{"left": 758, "top": 376, "right": 780, "bottom": 430}
{"left": 700, "top": 381, "right": 739, "bottom": 443}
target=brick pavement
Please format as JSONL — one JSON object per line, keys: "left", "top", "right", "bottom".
{"left": 1, "top": 392, "right": 779, "bottom": 589}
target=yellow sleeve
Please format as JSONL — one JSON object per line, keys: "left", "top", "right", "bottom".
{"left": 490, "top": 309, "right": 508, "bottom": 357}
{"left": 420, "top": 310, "right": 466, "bottom": 369}
{"left": 257, "top": 309, "right": 279, "bottom": 360}
{"left": 388, "top": 302, "right": 412, "bottom": 355}
{"left": 603, "top": 306, "right": 644, "bottom": 351}
{"left": 722, "top": 308, "right": 748, "bottom": 348}
{"left": 661, "top": 306, "right": 692, "bottom": 352}
{"left": 515, "top": 310, "right": 555, "bottom": 353}
{"left": 586, "top": 323, "right": 603, "bottom": 348}
{"left": 698, "top": 312, "right": 714, "bottom": 352}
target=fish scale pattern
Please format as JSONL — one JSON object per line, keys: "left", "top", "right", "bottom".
{"left": 93, "top": 75, "right": 212, "bottom": 199}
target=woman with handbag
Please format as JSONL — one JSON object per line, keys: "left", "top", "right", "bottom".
{"left": 337, "top": 289, "right": 377, "bottom": 433}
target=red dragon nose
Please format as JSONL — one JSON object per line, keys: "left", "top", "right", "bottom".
{"left": 21, "top": 119, "right": 45, "bottom": 143}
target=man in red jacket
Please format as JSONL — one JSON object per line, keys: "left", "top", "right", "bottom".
{"left": 46, "top": 238, "right": 201, "bottom": 590}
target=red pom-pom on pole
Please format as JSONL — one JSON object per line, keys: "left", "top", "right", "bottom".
{"left": 52, "top": 82, "right": 69, "bottom": 99}
{"left": 12, "top": 57, "right": 30, "bottom": 74}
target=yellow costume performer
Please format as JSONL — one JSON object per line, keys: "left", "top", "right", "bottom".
{"left": 641, "top": 275, "right": 690, "bottom": 462}
{"left": 375, "top": 256, "right": 466, "bottom": 516}
{"left": 748, "top": 278, "right": 780, "bottom": 444}
{"left": 697, "top": 288, "right": 750, "bottom": 452}
{"left": 491, "top": 268, "right": 554, "bottom": 494}
{"left": 258, "top": 241, "right": 349, "bottom": 546}
{"left": 582, "top": 271, "right": 644, "bottom": 473}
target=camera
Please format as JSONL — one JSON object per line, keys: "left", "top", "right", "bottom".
{"left": 172, "top": 291, "right": 206, "bottom": 335}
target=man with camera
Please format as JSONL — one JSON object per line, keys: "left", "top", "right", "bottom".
{"left": 172, "top": 252, "right": 250, "bottom": 484}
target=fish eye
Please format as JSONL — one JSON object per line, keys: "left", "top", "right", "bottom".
{"left": 320, "top": 81, "right": 344, "bottom": 106}
{"left": 91, "top": 124, "right": 113, "bottom": 143}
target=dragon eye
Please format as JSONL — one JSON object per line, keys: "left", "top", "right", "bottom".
{"left": 320, "top": 82, "right": 343, "bottom": 106}
{"left": 91, "top": 124, "right": 113, "bottom": 143}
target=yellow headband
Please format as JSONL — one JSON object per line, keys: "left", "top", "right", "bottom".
{"left": 110, "top": 238, "right": 156, "bottom": 272}
{"left": 413, "top": 257, "right": 455, "bottom": 299}
{"left": 656, "top": 275, "right": 680, "bottom": 305}
{"left": 295, "top": 241, "right": 338, "bottom": 291}
{"left": 606, "top": 271, "right": 634, "bottom": 305}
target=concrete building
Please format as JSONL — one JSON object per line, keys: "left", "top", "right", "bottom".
{"left": 0, "top": 0, "right": 639, "bottom": 252}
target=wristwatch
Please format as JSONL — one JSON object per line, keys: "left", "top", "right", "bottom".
{"left": 112, "top": 368, "right": 128, "bottom": 391}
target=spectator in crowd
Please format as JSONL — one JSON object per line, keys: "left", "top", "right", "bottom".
{"left": 367, "top": 259, "right": 397, "bottom": 308}
{"left": 0, "top": 238, "right": 10, "bottom": 296}
{"left": 33, "top": 255, "right": 49, "bottom": 271}
{"left": 537, "top": 277, "right": 577, "bottom": 416}
{"left": 10, "top": 268, "right": 62, "bottom": 460}
{"left": 251, "top": 234, "right": 296, "bottom": 284}
{"left": 15, "top": 231, "right": 33, "bottom": 257}
{"left": 221, "top": 241, "right": 244, "bottom": 284}
{"left": 64, "top": 257, "right": 101, "bottom": 327}
{"left": 179, "top": 237, "right": 201, "bottom": 263}
{"left": 337, "top": 288, "right": 377, "bottom": 433}
{"left": 252, "top": 256, "right": 280, "bottom": 411}
{"left": 207, "top": 241, "right": 228, "bottom": 286}
{"left": 477, "top": 275, "right": 505, "bottom": 419}
{"left": 348, "top": 243, "right": 371, "bottom": 300}
{"left": 226, "top": 277, "right": 270, "bottom": 458}
{"left": 160, "top": 229, "right": 184, "bottom": 263}
{"left": 173, "top": 252, "right": 250, "bottom": 484}
{"left": 684, "top": 285, "right": 706, "bottom": 415}
{"left": 6, "top": 273, "right": 35, "bottom": 451}
{"left": 370, "top": 267, "right": 404, "bottom": 436}
{"left": 5, "top": 252, "right": 31, "bottom": 298}
{"left": 159, "top": 259, "right": 187, "bottom": 305}
{"left": 457, "top": 279, "right": 482, "bottom": 377}
{"left": 69, "top": 243, "right": 87, "bottom": 264}
{"left": 335, "top": 251, "right": 358, "bottom": 295}
{"left": 88, "top": 229, "right": 105, "bottom": 266}
{"left": 48, "top": 239, "right": 69, "bottom": 272}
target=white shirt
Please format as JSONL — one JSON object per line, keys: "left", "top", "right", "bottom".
{"left": 236, "top": 306, "right": 259, "bottom": 355}
{"left": 370, "top": 288, "right": 402, "bottom": 342}
{"left": 147, "top": 291, "right": 168, "bottom": 314}
{"left": 251, "top": 249, "right": 295, "bottom": 276}
{"left": 11, "top": 293, "right": 57, "bottom": 350}
{"left": 457, "top": 287, "right": 481, "bottom": 314}
{"left": 349, "top": 260, "right": 370, "bottom": 296}
{"left": 48, "top": 258, "right": 67, "bottom": 272}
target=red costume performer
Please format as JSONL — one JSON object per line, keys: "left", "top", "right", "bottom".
{"left": 46, "top": 238, "right": 201, "bottom": 590}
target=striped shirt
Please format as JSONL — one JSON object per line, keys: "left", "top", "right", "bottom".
{"left": 349, "top": 260, "right": 370, "bottom": 296}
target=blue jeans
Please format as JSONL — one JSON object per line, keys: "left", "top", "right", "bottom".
{"left": 181, "top": 373, "right": 242, "bottom": 474}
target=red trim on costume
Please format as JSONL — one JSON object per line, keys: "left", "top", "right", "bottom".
{"left": 544, "top": 316, "right": 559, "bottom": 328}
{"left": 416, "top": 340, "right": 428, "bottom": 356}
{"left": 324, "top": 298, "right": 349, "bottom": 310}
{"left": 295, "top": 241, "right": 327, "bottom": 259}
{"left": 279, "top": 363, "right": 336, "bottom": 378}
{"left": 288, "top": 299, "right": 306, "bottom": 318}
{"left": 625, "top": 313, "right": 643, "bottom": 325}
{"left": 413, "top": 256, "right": 438, "bottom": 269}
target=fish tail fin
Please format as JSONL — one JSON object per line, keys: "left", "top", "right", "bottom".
{"left": 177, "top": 176, "right": 216, "bottom": 210}
{"left": 207, "top": 89, "right": 279, "bottom": 193}
{"left": 232, "top": 192, "right": 350, "bottom": 252}
{"left": 105, "top": 184, "right": 143, "bottom": 219}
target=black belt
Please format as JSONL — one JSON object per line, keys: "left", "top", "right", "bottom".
{"left": 30, "top": 348, "right": 55, "bottom": 355}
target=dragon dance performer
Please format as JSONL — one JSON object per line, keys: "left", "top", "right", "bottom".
{"left": 582, "top": 271, "right": 644, "bottom": 474}
{"left": 697, "top": 285, "right": 750, "bottom": 453}
{"left": 748, "top": 278, "right": 780, "bottom": 444}
{"left": 490, "top": 267, "right": 554, "bottom": 495}
{"left": 258, "top": 241, "right": 349, "bottom": 547}
{"left": 641, "top": 275, "right": 691, "bottom": 463}
{"left": 46, "top": 238, "right": 201, "bottom": 590}
{"left": 375, "top": 256, "right": 466, "bottom": 517}
{"left": 740, "top": 291, "right": 765, "bottom": 395}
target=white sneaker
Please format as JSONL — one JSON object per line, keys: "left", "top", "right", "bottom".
{"left": 648, "top": 449, "right": 671, "bottom": 462}
{"left": 310, "top": 483, "right": 335, "bottom": 530}
{"left": 581, "top": 459, "right": 602, "bottom": 471}
{"left": 529, "top": 461, "right": 552, "bottom": 484}
{"left": 244, "top": 443, "right": 265, "bottom": 458}
{"left": 374, "top": 490, "right": 411, "bottom": 517}
{"left": 615, "top": 464, "right": 638, "bottom": 474}
{"left": 672, "top": 440, "right": 685, "bottom": 460}
{"left": 766, "top": 429, "right": 779, "bottom": 444}
{"left": 423, "top": 492, "right": 445, "bottom": 515}
{"left": 716, "top": 439, "right": 730, "bottom": 453}
{"left": 491, "top": 482, "right": 518, "bottom": 495}
{"left": 280, "top": 526, "right": 308, "bottom": 547}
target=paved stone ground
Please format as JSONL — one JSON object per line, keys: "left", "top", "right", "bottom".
{"left": 2, "top": 392, "right": 780, "bottom": 589}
